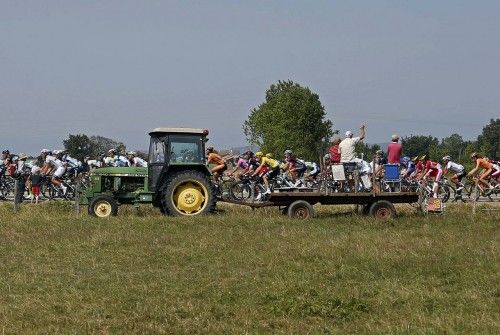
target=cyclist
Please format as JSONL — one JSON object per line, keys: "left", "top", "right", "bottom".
{"left": 418, "top": 158, "right": 443, "bottom": 198}
{"left": 229, "top": 155, "right": 249, "bottom": 177}
{"left": 467, "top": 152, "right": 495, "bottom": 190}
{"left": 442, "top": 156, "right": 467, "bottom": 198}
{"left": 206, "top": 146, "right": 227, "bottom": 179}
{"left": 252, "top": 151, "right": 280, "bottom": 195}
{"left": 400, "top": 156, "right": 415, "bottom": 178}
{"left": 304, "top": 161, "right": 321, "bottom": 181}
{"left": 283, "top": 150, "right": 307, "bottom": 186}
{"left": 105, "top": 149, "right": 129, "bottom": 167}
{"left": 41, "top": 149, "right": 67, "bottom": 194}
{"left": 411, "top": 155, "right": 426, "bottom": 179}
{"left": 126, "top": 151, "right": 148, "bottom": 167}
{"left": 61, "top": 150, "right": 83, "bottom": 177}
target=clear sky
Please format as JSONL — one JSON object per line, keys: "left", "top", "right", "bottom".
{"left": 1, "top": 0, "right": 499, "bottom": 155}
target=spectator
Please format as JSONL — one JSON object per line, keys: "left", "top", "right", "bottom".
{"left": 14, "top": 153, "right": 29, "bottom": 204}
{"left": 30, "top": 167, "right": 42, "bottom": 204}
{"left": 328, "top": 137, "right": 341, "bottom": 163}
{"left": 339, "top": 125, "right": 366, "bottom": 162}
{"left": 387, "top": 134, "right": 402, "bottom": 164}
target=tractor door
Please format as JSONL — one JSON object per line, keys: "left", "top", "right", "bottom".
{"left": 148, "top": 136, "right": 166, "bottom": 193}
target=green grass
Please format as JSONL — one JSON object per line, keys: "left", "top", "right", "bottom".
{"left": 0, "top": 202, "right": 499, "bottom": 334}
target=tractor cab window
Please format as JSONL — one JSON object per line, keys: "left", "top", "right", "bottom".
{"left": 169, "top": 135, "right": 203, "bottom": 164}
{"left": 149, "top": 137, "right": 165, "bottom": 164}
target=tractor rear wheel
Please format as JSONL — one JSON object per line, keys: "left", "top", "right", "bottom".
{"left": 89, "top": 195, "right": 118, "bottom": 218}
{"left": 161, "top": 171, "right": 216, "bottom": 216}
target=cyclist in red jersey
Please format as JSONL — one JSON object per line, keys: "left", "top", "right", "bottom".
{"left": 418, "top": 158, "right": 443, "bottom": 198}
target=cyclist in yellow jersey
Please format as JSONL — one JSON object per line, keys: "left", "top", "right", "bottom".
{"left": 252, "top": 152, "right": 280, "bottom": 194}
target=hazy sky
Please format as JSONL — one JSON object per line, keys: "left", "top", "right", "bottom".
{"left": 1, "top": 0, "right": 499, "bottom": 155}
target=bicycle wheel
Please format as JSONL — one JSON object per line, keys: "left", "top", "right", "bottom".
{"left": 438, "top": 184, "right": 451, "bottom": 203}
{"left": 230, "top": 182, "right": 251, "bottom": 201}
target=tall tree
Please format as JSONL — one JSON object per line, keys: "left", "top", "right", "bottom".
{"left": 63, "top": 134, "right": 93, "bottom": 160}
{"left": 401, "top": 135, "right": 439, "bottom": 159}
{"left": 243, "top": 80, "right": 334, "bottom": 161}
{"left": 477, "top": 118, "right": 500, "bottom": 159}
{"left": 63, "top": 134, "right": 126, "bottom": 159}
{"left": 89, "top": 136, "right": 126, "bottom": 157}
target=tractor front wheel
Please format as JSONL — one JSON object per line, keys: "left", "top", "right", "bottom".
{"left": 161, "top": 171, "right": 216, "bottom": 216}
{"left": 89, "top": 195, "right": 118, "bottom": 218}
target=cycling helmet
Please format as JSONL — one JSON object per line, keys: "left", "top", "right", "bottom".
{"left": 255, "top": 151, "right": 263, "bottom": 157}
{"left": 419, "top": 155, "right": 427, "bottom": 161}
{"left": 127, "top": 151, "right": 136, "bottom": 156}
{"left": 1, "top": 150, "right": 9, "bottom": 155}
{"left": 470, "top": 152, "right": 478, "bottom": 159}
{"left": 442, "top": 155, "right": 451, "bottom": 161}
{"left": 41, "top": 149, "right": 50, "bottom": 154}
{"left": 284, "top": 149, "right": 293, "bottom": 156}
{"left": 206, "top": 146, "right": 214, "bottom": 152}
{"left": 243, "top": 150, "right": 254, "bottom": 157}
{"left": 265, "top": 153, "right": 273, "bottom": 158}
{"left": 108, "top": 149, "right": 116, "bottom": 155}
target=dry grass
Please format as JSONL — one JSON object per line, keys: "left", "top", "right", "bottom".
{"left": 0, "top": 201, "right": 499, "bottom": 334}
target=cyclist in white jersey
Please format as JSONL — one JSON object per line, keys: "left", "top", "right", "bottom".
{"left": 442, "top": 156, "right": 467, "bottom": 198}
{"left": 41, "top": 149, "right": 67, "bottom": 194}
{"left": 126, "top": 151, "right": 148, "bottom": 167}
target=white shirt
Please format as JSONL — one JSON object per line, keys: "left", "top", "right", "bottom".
{"left": 339, "top": 137, "right": 361, "bottom": 162}
{"left": 446, "top": 161, "right": 464, "bottom": 174}
{"left": 131, "top": 157, "right": 147, "bottom": 167}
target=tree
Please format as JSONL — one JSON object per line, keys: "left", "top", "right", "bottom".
{"left": 63, "top": 134, "right": 127, "bottom": 159}
{"left": 243, "top": 80, "right": 334, "bottom": 162}
{"left": 477, "top": 118, "right": 500, "bottom": 159}
{"left": 63, "top": 134, "right": 93, "bottom": 161}
{"left": 401, "top": 135, "right": 439, "bottom": 159}
{"left": 89, "top": 135, "right": 126, "bottom": 157}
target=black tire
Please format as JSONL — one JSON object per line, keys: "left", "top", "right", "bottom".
{"left": 287, "top": 200, "right": 315, "bottom": 219}
{"left": 231, "top": 183, "right": 252, "bottom": 201}
{"left": 369, "top": 200, "right": 396, "bottom": 220}
{"left": 357, "top": 204, "right": 371, "bottom": 216}
{"left": 89, "top": 195, "right": 118, "bottom": 218}
{"left": 161, "top": 171, "right": 216, "bottom": 216}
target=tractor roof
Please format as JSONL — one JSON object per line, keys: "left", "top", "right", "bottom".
{"left": 149, "top": 128, "right": 208, "bottom": 136}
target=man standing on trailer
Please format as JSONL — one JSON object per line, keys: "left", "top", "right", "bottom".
{"left": 387, "top": 134, "right": 402, "bottom": 164}
{"left": 339, "top": 124, "right": 365, "bottom": 162}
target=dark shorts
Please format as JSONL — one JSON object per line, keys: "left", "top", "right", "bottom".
{"left": 266, "top": 168, "right": 279, "bottom": 180}
{"left": 455, "top": 170, "right": 467, "bottom": 182}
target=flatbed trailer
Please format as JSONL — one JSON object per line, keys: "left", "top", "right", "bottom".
{"left": 221, "top": 191, "right": 421, "bottom": 219}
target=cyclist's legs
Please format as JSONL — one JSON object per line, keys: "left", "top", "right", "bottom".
{"left": 479, "top": 169, "right": 493, "bottom": 188}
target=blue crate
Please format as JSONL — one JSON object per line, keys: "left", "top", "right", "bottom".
{"left": 384, "top": 164, "right": 400, "bottom": 180}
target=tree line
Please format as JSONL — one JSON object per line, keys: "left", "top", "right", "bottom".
{"left": 244, "top": 80, "right": 499, "bottom": 163}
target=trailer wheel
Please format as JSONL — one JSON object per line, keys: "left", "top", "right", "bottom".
{"left": 287, "top": 200, "right": 315, "bottom": 219}
{"left": 369, "top": 200, "right": 396, "bottom": 220}
{"left": 89, "top": 195, "right": 118, "bottom": 218}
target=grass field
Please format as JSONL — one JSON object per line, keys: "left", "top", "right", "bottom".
{"left": 0, "top": 202, "right": 499, "bottom": 334}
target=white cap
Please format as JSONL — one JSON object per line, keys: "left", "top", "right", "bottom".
{"left": 391, "top": 134, "right": 399, "bottom": 141}
{"left": 345, "top": 130, "right": 353, "bottom": 137}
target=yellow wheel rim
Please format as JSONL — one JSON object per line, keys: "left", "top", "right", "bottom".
{"left": 94, "top": 200, "right": 112, "bottom": 218}
{"left": 172, "top": 181, "right": 208, "bottom": 215}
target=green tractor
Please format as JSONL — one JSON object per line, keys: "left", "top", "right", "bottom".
{"left": 84, "top": 128, "right": 216, "bottom": 218}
